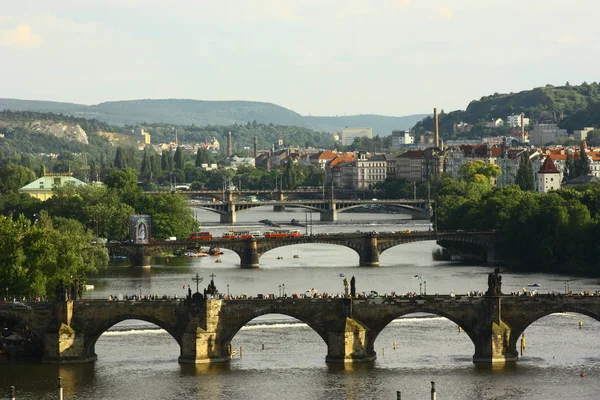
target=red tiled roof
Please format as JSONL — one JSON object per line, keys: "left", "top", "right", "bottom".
{"left": 538, "top": 156, "right": 560, "bottom": 174}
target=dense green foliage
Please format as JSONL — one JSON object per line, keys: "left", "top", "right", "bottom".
{"left": 137, "top": 122, "right": 336, "bottom": 151}
{"left": 435, "top": 170, "right": 600, "bottom": 275}
{"left": 412, "top": 83, "right": 600, "bottom": 139}
{"left": 0, "top": 212, "right": 108, "bottom": 299}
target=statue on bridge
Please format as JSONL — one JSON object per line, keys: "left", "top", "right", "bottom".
{"left": 486, "top": 268, "right": 503, "bottom": 296}
{"left": 343, "top": 278, "right": 349, "bottom": 297}
{"left": 350, "top": 276, "right": 356, "bottom": 298}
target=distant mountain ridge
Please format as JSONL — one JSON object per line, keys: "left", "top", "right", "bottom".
{"left": 0, "top": 98, "right": 426, "bottom": 136}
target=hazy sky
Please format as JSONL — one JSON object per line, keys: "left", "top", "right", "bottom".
{"left": 1, "top": 0, "right": 598, "bottom": 116}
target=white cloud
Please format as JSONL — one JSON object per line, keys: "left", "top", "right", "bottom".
{"left": 439, "top": 6, "right": 454, "bottom": 20}
{"left": 1, "top": 24, "right": 42, "bottom": 48}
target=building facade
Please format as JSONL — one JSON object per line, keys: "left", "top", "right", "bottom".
{"left": 341, "top": 127, "right": 372, "bottom": 146}
{"left": 391, "top": 130, "right": 414, "bottom": 149}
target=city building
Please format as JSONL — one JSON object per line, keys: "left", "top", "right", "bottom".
{"left": 395, "top": 150, "right": 425, "bottom": 182}
{"left": 391, "top": 130, "right": 414, "bottom": 149}
{"left": 341, "top": 127, "right": 372, "bottom": 146}
{"left": 229, "top": 156, "right": 255, "bottom": 169}
{"left": 19, "top": 174, "right": 86, "bottom": 201}
{"left": 530, "top": 124, "right": 568, "bottom": 146}
{"left": 536, "top": 156, "right": 561, "bottom": 193}
{"left": 506, "top": 114, "right": 530, "bottom": 128}
{"left": 574, "top": 127, "right": 595, "bottom": 141}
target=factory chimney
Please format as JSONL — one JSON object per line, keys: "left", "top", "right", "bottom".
{"left": 227, "top": 132, "right": 233, "bottom": 157}
{"left": 433, "top": 108, "right": 440, "bottom": 148}
{"left": 254, "top": 136, "right": 258, "bottom": 158}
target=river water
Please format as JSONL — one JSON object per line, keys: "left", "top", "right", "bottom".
{"left": 2, "top": 207, "right": 600, "bottom": 399}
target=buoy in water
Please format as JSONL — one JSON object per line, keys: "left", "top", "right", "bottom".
{"left": 579, "top": 321, "right": 583, "bottom": 329}
{"left": 580, "top": 371, "right": 585, "bottom": 377}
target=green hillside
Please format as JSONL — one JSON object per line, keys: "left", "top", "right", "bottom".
{"left": 413, "top": 82, "right": 600, "bottom": 137}
{"left": 0, "top": 98, "right": 425, "bottom": 136}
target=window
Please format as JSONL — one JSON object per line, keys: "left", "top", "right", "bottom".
{"left": 54, "top": 178, "right": 61, "bottom": 185}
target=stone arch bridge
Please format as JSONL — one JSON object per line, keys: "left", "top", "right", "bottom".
{"left": 2, "top": 293, "right": 600, "bottom": 366}
{"left": 107, "top": 231, "right": 498, "bottom": 268}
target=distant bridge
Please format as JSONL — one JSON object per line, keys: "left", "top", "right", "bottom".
{"left": 107, "top": 231, "right": 498, "bottom": 268}
{"left": 187, "top": 195, "right": 431, "bottom": 223}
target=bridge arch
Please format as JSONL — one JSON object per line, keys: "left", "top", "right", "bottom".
{"left": 507, "top": 308, "right": 600, "bottom": 363}
{"left": 371, "top": 311, "right": 477, "bottom": 364}
{"left": 219, "top": 310, "right": 330, "bottom": 347}
{"left": 221, "top": 313, "right": 327, "bottom": 363}
{"left": 0, "top": 310, "right": 45, "bottom": 358}
{"left": 365, "top": 308, "right": 478, "bottom": 353}
{"left": 506, "top": 304, "right": 600, "bottom": 351}
{"left": 81, "top": 314, "right": 181, "bottom": 361}
{"left": 259, "top": 242, "right": 361, "bottom": 264}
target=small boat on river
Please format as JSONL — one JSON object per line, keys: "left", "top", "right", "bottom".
{"left": 209, "top": 247, "right": 223, "bottom": 256}
{"left": 527, "top": 283, "right": 541, "bottom": 288}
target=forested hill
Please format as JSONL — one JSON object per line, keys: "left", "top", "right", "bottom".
{"left": 413, "top": 82, "right": 600, "bottom": 135}
{"left": 0, "top": 98, "right": 425, "bottom": 136}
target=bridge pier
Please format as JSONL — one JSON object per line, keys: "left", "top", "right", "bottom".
{"left": 179, "top": 300, "right": 231, "bottom": 364}
{"left": 359, "top": 235, "right": 380, "bottom": 267}
{"left": 220, "top": 203, "right": 237, "bottom": 223}
{"left": 320, "top": 203, "right": 337, "bottom": 222}
{"left": 240, "top": 239, "right": 260, "bottom": 269}
{"left": 41, "top": 301, "right": 97, "bottom": 364}
{"left": 273, "top": 190, "right": 285, "bottom": 212}
{"left": 472, "top": 297, "right": 518, "bottom": 365}
{"left": 130, "top": 254, "right": 152, "bottom": 268}
{"left": 325, "top": 317, "right": 376, "bottom": 363}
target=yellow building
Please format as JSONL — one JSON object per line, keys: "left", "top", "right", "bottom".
{"left": 19, "top": 175, "right": 86, "bottom": 201}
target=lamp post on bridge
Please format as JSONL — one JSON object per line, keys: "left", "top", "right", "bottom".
{"left": 139, "top": 285, "right": 142, "bottom": 299}
{"left": 227, "top": 284, "right": 230, "bottom": 297}
{"left": 424, "top": 281, "right": 427, "bottom": 295}
{"left": 282, "top": 283, "right": 285, "bottom": 297}
{"left": 278, "top": 284, "right": 281, "bottom": 298}
{"left": 419, "top": 283, "right": 422, "bottom": 295}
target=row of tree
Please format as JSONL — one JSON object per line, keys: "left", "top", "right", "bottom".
{"left": 434, "top": 163, "right": 600, "bottom": 275}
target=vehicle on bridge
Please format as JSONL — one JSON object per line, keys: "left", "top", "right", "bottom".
{"left": 190, "top": 231, "right": 213, "bottom": 241}
{"left": 264, "top": 229, "right": 302, "bottom": 238}
{"left": 222, "top": 231, "right": 263, "bottom": 239}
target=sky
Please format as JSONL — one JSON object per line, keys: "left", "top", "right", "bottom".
{"left": 0, "top": 0, "right": 598, "bottom": 117}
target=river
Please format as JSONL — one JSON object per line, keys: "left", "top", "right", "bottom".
{"left": 2, "top": 207, "right": 600, "bottom": 399}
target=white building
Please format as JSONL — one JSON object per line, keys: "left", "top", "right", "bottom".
{"left": 228, "top": 156, "right": 255, "bottom": 169}
{"left": 391, "top": 130, "right": 414, "bottom": 148}
{"left": 506, "top": 114, "right": 530, "bottom": 128}
{"left": 536, "top": 156, "right": 561, "bottom": 193}
{"left": 352, "top": 152, "right": 387, "bottom": 190}
{"left": 574, "top": 127, "right": 595, "bottom": 141}
{"left": 530, "top": 124, "right": 568, "bottom": 146}
{"left": 341, "top": 127, "right": 372, "bottom": 146}
{"left": 485, "top": 118, "right": 504, "bottom": 128}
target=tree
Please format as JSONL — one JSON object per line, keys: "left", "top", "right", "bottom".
{"left": 174, "top": 146, "right": 185, "bottom": 170}
{"left": 0, "top": 212, "right": 108, "bottom": 299}
{"left": 114, "top": 147, "right": 127, "bottom": 169}
{"left": 0, "top": 163, "right": 36, "bottom": 193}
{"left": 515, "top": 153, "right": 534, "bottom": 191}
{"left": 458, "top": 160, "right": 501, "bottom": 184}
{"left": 195, "top": 148, "right": 212, "bottom": 167}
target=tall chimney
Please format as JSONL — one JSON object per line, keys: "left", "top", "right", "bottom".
{"left": 521, "top": 113, "right": 525, "bottom": 142}
{"left": 433, "top": 108, "right": 439, "bottom": 148}
{"left": 254, "top": 136, "right": 258, "bottom": 158}
{"left": 227, "top": 131, "right": 233, "bottom": 157}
